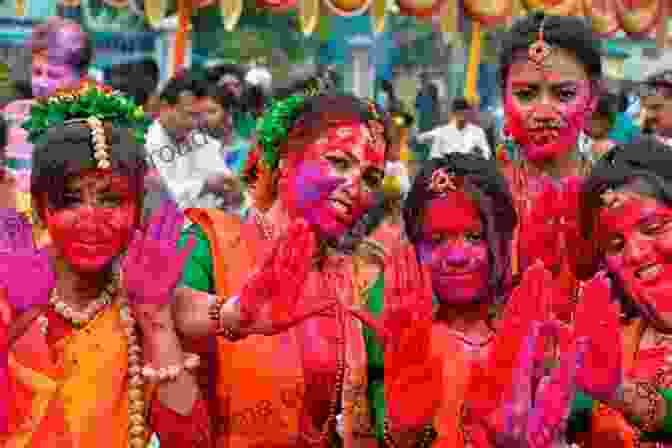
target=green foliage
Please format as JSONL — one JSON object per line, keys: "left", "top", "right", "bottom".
{"left": 256, "top": 94, "right": 308, "bottom": 170}
{"left": 22, "top": 84, "right": 152, "bottom": 146}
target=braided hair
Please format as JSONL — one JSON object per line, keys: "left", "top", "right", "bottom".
{"left": 404, "top": 153, "right": 518, "bottom": 301}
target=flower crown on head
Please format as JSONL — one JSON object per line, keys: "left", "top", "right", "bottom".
{"left": 256, "top": 78, "right": 386, "bottom": 171}
{"left": 22, "top": 80, "right": 152, "bottom": 149}
{"left": 429, "top": 168, "right": 460, "bottom": 195}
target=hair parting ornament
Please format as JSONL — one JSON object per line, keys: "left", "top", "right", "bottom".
{"left": 63, "top": 116, "right": 112, "bottom": 170}
{"left": 528, "top": 16, "right": 552, "bottom": 69}
{"left": 428, "top": 168, "right": 461, "bottom": 195}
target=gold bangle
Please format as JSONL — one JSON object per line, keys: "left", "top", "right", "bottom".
{"left": 633, "top": 381, "right": 663, "bottom": 433}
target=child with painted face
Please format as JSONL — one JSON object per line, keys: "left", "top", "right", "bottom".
{"left": 571, "top": 137, "right": 672, "bottom": 447}
{"left": 347, "top": 153, "right": 620, "bottom": 447}
{"left": 0, "top": 82, "right": 212, "bottom": 447}
{"left": 498, "top": 12, "right": 601, "bottom": 320}
{"left": 173, "top": 92, "right": 391, "bottom": 447}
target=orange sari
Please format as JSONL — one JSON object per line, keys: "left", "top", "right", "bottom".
{"left": 186, "top": 208, "right": 377, "bottom": 448}
{"left": 3, "top": 302, "right": 156, "bottom": 448}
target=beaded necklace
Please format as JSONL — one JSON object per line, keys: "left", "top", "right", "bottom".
{"left": 38, "top": 275, "right": 148, "bottom": 448}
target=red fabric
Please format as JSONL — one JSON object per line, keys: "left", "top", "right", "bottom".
{"left": 150, "top": 395, "right": 212, "bottom": 448}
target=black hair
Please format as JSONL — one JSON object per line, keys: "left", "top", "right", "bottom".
{"left": 31, "top": 123, "right": 147, "bottom": 212}
{"left": 452, "top": 97, "right": 471, "bottom": 112}
{"left": 593, "top": 93, "right": 619, "bottom": 128}
{"left": 108, "top": 60, "right": 160, "bottom": 107}
{"left": 206, "top": 64, "right": 246, "bottom": 84}
{"left": 580, "top": 136, "right": 672, "bottom": 319}
{"left": 13, "top": 81, "right": 33, "bottom": 100}
{"left": 159, "top": 72, "right": 202, "bottom": 105}
{"left": 403, "top": 153, "right": 518, "bottom": 300}
{"left": 203, "top": 84, "right": 237, "bottom": 111}
{"left": 241, "top": 84, "right": 267, "bottom": 118}
{"left": 499, "top": 12, "right": 602, "bottom": 87}
{"left": 0, "top": 114, "right": 7, "bottom": 150}
{"left": 137, "top": 58, "right": 159, "bottom": 85}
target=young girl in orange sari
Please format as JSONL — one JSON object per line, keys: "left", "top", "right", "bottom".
{"left": 0, "top": 82, "right": 211, "bottom": 448}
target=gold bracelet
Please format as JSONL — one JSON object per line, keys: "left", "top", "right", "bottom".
{"left": 633, "top": 381, "right": 663, "bottom": 433}
{"left": 141, "top": 353, "right": 201, "bottom": 384}
{"left": 209, "top": 296, "right": 227, "bottom": 322}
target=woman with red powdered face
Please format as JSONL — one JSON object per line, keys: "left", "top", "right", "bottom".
{"left": 348, "top": 153, "right": 620, "bottom": 448}
{"left": 0, "top": 83, "right": 212, "bottom": 447}
{"left": 567, "top": 137, "right": 672, "bottom": 447}
{"left": 172, "top": 91, "right": 391, "bottom": 447}
{"left": 498, "top": 12, "right": 601, "bottom": 321}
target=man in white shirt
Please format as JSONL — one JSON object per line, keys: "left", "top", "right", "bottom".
{"left": 417, "top": 97, "right": 492, "bottom": 160}
{"left": 145, "top": 74, "right": 232, "bottom": 211}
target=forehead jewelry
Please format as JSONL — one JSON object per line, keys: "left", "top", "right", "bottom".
{"left": 428, "top": 168, "right": 458, "bottom": 195}
{"left": 528, "top": 17, "right": 552, "bottom": 69}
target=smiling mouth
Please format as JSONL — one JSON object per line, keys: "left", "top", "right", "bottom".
{"left": 636, "top": 263, "right": 663, "bottom": 281}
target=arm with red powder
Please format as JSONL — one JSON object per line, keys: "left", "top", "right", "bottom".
{"left": 347, "top": 245, "right": 441, "bottom": 441}
{"left": 149, "top": 393, "right": 213, "bottom": 448}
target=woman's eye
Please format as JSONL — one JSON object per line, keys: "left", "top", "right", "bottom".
{"left": 643, "top": 220, "right": 670, "bottom": 234}
{"left": 465, "top": 232, "right": 484, "bottom": 242}
{"left": 63, "top": 194, "right": 81, "bottom": 207}
{"left": 514, "top": 90, "right": 536, "bottom": 102}
{"left": 327, "top": 156, "right": 349, "bottom": 170}
{"left": 364, "top": 174, "right": 383, "bottom": 189}
{"left": 100, "top": 195, "right": 122, "bottom": 207}
{"left": 557, "top": 89, "right": 577, "bottom": 102}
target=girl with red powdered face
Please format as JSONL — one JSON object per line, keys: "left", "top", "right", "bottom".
{"left": 569, "top": 138, "right": 672, "bottom": 447}
{"left": 498, "top": 11, "right": 602, "bottom": 322}
{"left": 346, "top": 153, "right": 620, "bottom": 447}
{"left": 0, "top": 83, "right": 212, "bottom": 447}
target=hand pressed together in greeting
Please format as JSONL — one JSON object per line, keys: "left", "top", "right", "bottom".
{"left": 121, "top": 200, "right": 196, "bottom": 331}
{"left": 473, "top": 265, "right": 621, "bottom": 448}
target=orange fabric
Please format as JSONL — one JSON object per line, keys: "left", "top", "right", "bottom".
{"left": 431, "top": 326, "right": 469, "bottom": 448}
{"left": 4, "top": 303, "right": 156, "bottom": 448}
{"left": 427, "top": 325, "right": 495, "bottom": 448}
{"left": 578, "top": 319, "right": 646, "bottom": 448}
{"left": 184, "top": 208, "right": 305, "bottom": 448}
